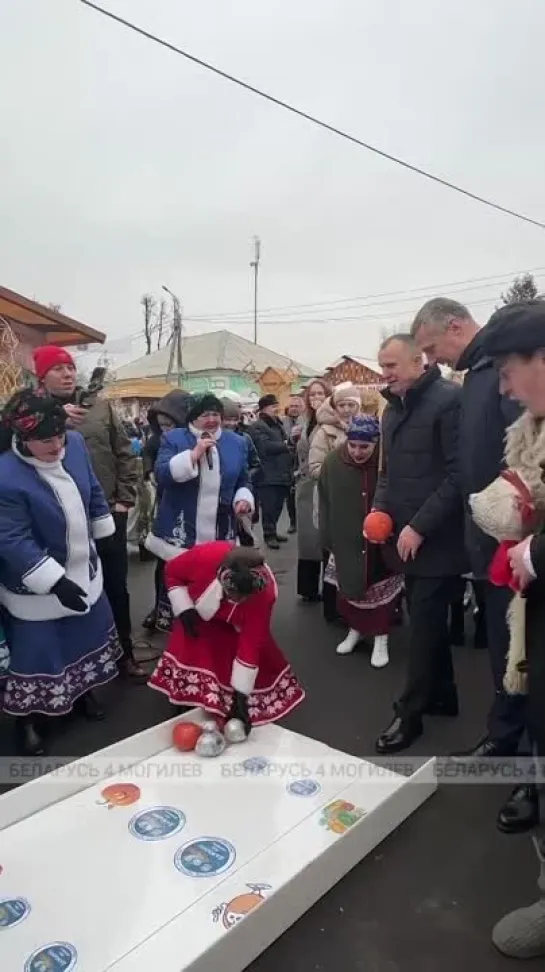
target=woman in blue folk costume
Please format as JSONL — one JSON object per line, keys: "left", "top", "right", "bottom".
{"left": 0, "top": 390, "right": 122, "bottom": 756}
{"left": 145, "top": 393, "right": 254, "bottom": 628}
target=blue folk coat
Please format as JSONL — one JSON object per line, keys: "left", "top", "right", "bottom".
{"left": 146, "top": 426, "right": 253, "bottom": 560}
{"left": 0, "top": 431, "right": 115, "bottom": 622}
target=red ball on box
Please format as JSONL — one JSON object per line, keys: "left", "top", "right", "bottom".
{"left": 172, "top": 721, "right": 203, "bottom": 752}
{"left": 363, "top": 511, "right": 394, "bottom": 544}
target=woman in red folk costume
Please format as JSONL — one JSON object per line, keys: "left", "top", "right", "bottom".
{"left": 148, "top": 541, "right": 305, "bottom": 731}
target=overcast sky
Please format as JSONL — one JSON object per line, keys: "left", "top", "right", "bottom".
{"left": 2, "top": 0, "right": 545, "bottom": 371}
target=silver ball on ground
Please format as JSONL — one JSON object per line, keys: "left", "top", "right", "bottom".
{"left": 195, "top": 723, "right": 226, "bottom": 758}
{"left": 224, "top": 718, "right": 248, "bottom": 744}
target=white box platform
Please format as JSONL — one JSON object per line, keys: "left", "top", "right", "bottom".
{"left": 0, "top": 713, "right": 436, "bottom": 972}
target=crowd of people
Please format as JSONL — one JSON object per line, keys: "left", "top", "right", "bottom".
{"left": 1, "top": 295, "right": 545, "bottom": 958}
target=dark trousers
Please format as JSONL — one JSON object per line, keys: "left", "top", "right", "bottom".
{"left": 285, "top": 487, "right": 296, "bottom": 528}
{"left": 260, "top": 485, "right": 289, "bottom": 539}
{"left": 397, "top": 575, "right": 460, "bottom": 720}
{"left": 96, "top": 510, "right": 133, "bottom": 657}
{"left": 483, "top": 581, "right": 527, "bottom": 749}
{"left": 297, "top": 559, "right": 321, "bottom": 599}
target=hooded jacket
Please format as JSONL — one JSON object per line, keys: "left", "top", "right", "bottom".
{"left": 144, "top": 390, "right": 191, "bottom": 479}
{"left": 308, "top": 398, "right": 348, "bottom": 479}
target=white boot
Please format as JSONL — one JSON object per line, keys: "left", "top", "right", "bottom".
{"left": 370, "top": 634, "right": 389, "bottom": 668}
{"left": 336, "top": 628, "right": 360, "bottom": 655}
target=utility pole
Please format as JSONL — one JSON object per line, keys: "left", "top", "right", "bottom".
{"left": 250, "top": 236, "right": 261, "bottom": 344}
{"left": 163, "top": 285, "right": 183, "bottom": 387}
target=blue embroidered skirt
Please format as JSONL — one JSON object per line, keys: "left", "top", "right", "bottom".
{"left": 1, "top": 593, "right": 122, "bottom": 717}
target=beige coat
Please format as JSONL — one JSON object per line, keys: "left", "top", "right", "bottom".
{"left": 308, "top": 399, "right": 348, "bottom": 480}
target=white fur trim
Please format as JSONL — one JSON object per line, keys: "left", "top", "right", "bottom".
{"left": 523, "top": 539, "right": 537, "bottom": 579}
{"left": 35, "top": 462, "right": 94, "bottom": 595}
{"left": 231, "top": 657, "right": 258, "bottom": 695}
{"left": 144, "top": 534, "right": 189, "bottom": 561}
{"left": 92, "top": 514, "right": 115, "bottom": 540}
{"left": 169, "top": 450, "right": 199, "bottom": 483}
{"left": 0, "top": 561, "right": 103, "bottom": 621}
{"left": 233, "top": 486, "right": 254, "bottom": 512}
{"left": 195, "top": 578, "right": 224, "bottom": 620}
{"left": 168, "top": 586, "right": 193, "bottom": 616}
{"left": 195, "top": 448, "right": 220, "bottom": 544}
{"left": 22, "top": 556, "right": 65, "bottom": 595}
{"left": 504, "top": 593, "right": 528, "bottom": 695}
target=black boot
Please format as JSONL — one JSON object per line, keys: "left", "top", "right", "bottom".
{"left": 497, "top": 784, "right": 540, "bottom": 834}
{"left": 15, "top": 716, "right": 45, "bottom": 756}
{"left": 375, "top": 715, "right": 423, "bottom": 754}
{"left": 74, "top": 690, "right": 105, "bottom": 721}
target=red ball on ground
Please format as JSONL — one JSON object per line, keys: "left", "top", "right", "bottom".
{"left": 363, "top": 510, "right": 394, "bottom": 544}
{"left": 172, "top": 721, "right": 203, "bottom": 752}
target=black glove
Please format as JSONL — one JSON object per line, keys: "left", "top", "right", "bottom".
{"left": 51, "top": 577, "right": 87, "bottom": 613}
{"left": 227, "top": 690, "right": 251, "bottom": 736}
{"left": 179, "top": 607, "right": 199, "bottom": 638}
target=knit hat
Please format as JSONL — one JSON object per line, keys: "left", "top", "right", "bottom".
{"left": 33, "top": 346, "right": 75, "bottom": 381}
{"left": 186, "top": 393, "right": 224, "bottom": 424}
{"left": 332, "top": 382, "right": 361, "bottom": 406}
{"left": 258, "top": 394, "right": 279, "bottom": 410}
{"left": 221, "top": 398, "right": 241, "bottom": 420}
{"left": 347, "top": 414, "right": 380, "bottom": 443}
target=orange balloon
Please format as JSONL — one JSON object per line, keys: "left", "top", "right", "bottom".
{"left": 172, "top": 721, "right": 203, "bottom": 752}
{"left": 363, "top": 511, "right": 394, "bottom": 543}
{"left": 101, "top": 782, "right": 141, "bottom": 808}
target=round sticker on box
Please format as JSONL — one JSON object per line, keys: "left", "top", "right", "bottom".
{"left": 287, "top": 779, "right": 321, "bottom": 797}
{"left": 242, "top": 756, "right": 270, "bottom": 775}
{"left": 0, "top": 897, "right": 31, "bottom": 929}
{"left": 24, "top": 942, "right": 77, "bottom": 972}
{"left": 129, "top": 806, "right": 186, "bottom": 841}
{"left": 174, "top": 838, "right": 236, "bottom": 877}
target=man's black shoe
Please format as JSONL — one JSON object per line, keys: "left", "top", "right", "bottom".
{"left": 276, "top": 535, "right": 289, "bottom": 543}
{"left": 450, "top": 737, "right": 518, "bottom": 759}
{"left": 265, "top": 538, "right": 280, "bottom": 550}
{"left": 497, "top": 784, "right": 539, "bottom": 834}
{"left": 375, "top": 716, "right": 423, "bottom": 754}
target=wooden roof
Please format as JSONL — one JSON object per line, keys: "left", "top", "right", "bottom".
{"left": 102, "top": 378, "right": 181, "bottom": 400}
{"left": 0, "top": 287, "right": 105, "bottom": 346}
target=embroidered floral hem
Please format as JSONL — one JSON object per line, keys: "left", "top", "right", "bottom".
{"left": 1, "top": 627, "right": 122, "bottom": 717}
{"left": 149, "top": 655, "right": 305, "bottom": 726}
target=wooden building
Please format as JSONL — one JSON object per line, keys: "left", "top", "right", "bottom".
{"left": 324, "top": 355, "right": 384, "bottom": 390}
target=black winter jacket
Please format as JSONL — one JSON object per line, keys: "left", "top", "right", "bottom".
{"left": 456, "top": 330, "right": 522, "bottom": 577}
{"left": 374, "top": 366, "right": 468, "bottom": 577}
{"left": 248, "top": 414, "right": 293, "bottom": 487}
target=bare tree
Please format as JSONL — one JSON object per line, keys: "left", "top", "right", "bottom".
{"left": 141, "top": 294, "right": 157, "bottom": 355}
{"left": 156, "top": 298, "right": 169, "bottom": 350}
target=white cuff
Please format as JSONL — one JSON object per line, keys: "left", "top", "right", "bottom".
{"left": 169, "top": 450, "right": 199, "bottom": 483}
{"left": 233, "top": 487, "right": 254, "bottom": 512}
{"left": 92, "top": 514, "right": 115, "bottom": 539}
{"left": 22, "top": 556, "right": 65, "bottom": 595}
{"left": 231, "top": 658, "right": 258, "bottom": 695}
{"left": 168, "top": 586, "right": 193, "bottom": 616}
{"left": 523, "top": 539, "right": 537, "bottom": 579}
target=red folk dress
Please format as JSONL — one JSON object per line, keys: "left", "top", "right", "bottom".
{"left": 148, "top": 541, "right": 305, "bottom": 725}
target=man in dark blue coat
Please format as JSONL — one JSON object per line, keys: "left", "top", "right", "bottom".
{"left": 374, "top": 335, "right": 468, "bottom": 754}
{"left": 412, "top": 298, "right": 534, "bottom": 835}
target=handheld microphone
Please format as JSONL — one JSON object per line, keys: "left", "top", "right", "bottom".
{"left": 202, "top": 432, "right": 214, "bottom": 470}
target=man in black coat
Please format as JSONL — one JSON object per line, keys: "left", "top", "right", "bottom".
{"left": 374, "top": 334, "right": 468, "bottom": 754}
{"left": 476, "top": 301, "right": 545, "bottom": 958}
{"left": 247, "top": 394, "right": 293, "bottom": 549}
{"left": 411, "top": 298, "right": 532, "bottom": 833}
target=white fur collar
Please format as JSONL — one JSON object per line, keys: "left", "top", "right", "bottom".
{"left": 505, "top": 411, "right": 545, "bottom": 509}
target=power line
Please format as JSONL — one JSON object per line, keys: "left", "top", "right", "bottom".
{"left": 79, "top": 0, "right": 545, "bottom": 232}
{"left": 185, "top": 267, "right": 545, "bottom": 323}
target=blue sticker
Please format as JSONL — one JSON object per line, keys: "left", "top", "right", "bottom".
{"left": 242, "top": 756, "right": 270, "bottom": 775}
{"left": 0, "top": 897, "right": 31, "bottom": 929}
{"left": 287, "top": 779, "right": 322, "bottom": 797}
{"left": 24, "top": 942, "right": 77, "bottom": 972}
{"left": 129, "top": 806, "right": 186, "bottom": 841}
{"left": 174, "top": 838, "right": 236, "bottom": 877}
